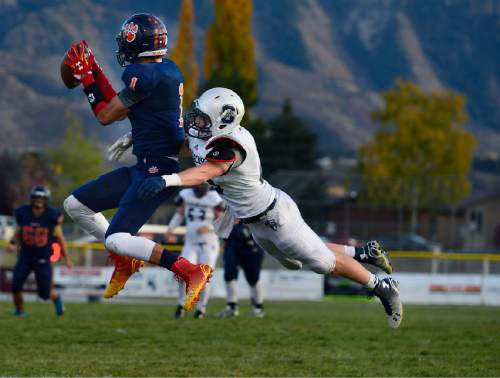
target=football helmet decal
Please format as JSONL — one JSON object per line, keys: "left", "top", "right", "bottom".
{"left": 116, "top": 14, "right": 168, "bottom": 66}
{"left": 185, "top": 88, "right": 245, "bottom": 140}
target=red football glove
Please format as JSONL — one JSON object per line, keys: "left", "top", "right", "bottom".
{"left": 79, "top": 40, "right": 116, "bottom": 101}
{"left": 79, "top": 40, "right": 104, "bottom": 77}
{"left": 65, "top": 40, "right": 95, "bottom": 86}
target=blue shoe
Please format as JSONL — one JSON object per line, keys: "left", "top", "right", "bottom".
{"left": 53, "top": 295, "right": 65, "bottom": 316}
{"left": 14, "top": 309, "right": 27, "bottom": 317}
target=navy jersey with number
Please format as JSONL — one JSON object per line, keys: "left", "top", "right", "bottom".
{"left": 14, "top": 205, "right": 62, "bottom": 260}
{"left": 121, "top": 59, "right": 185, "bottom": 157}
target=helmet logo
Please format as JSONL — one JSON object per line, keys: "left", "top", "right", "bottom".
{"left": 124, "top": 22, "right": 139, "bottom": 43}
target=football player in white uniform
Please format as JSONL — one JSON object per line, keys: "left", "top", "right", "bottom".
{"left": 167, "top": 184, "right": 223, "bottom": 319}
{"left": 124, "top": 87, "right": 402, "bottom": 328}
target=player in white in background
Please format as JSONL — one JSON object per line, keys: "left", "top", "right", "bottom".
{"left": 166, "top": 184, "right": 223, "bottom": 319}
{"left": 121, "top": 87, "right": 401, "bottom": 328}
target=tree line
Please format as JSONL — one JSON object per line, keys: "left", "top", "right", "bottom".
{"left": 0, "top": 0, "right": 477, "bottom": 235}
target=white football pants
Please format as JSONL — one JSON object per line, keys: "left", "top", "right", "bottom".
{"left": 248, "top": 190, "right": 336, "bottom": 274}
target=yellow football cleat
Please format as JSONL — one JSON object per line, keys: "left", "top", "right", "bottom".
{"left": 103, "top": 253, "right": 144, "bottom": 299}
{"left": 183, "top": 264, "right": 214, "bottom": 311}
{"left": 171, "top": 257, "right": 213, "bottom": 311}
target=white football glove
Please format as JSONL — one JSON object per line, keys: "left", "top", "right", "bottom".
{"left": 107, "top": 131, "right": 132, "bottom": 161}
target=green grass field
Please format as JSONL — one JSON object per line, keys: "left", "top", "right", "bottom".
{"left": 0, "top": 299, "right": 499, "bottom": 376}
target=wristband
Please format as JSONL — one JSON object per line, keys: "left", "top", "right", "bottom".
{"left": 82, "top": 77, "right": 106, "bottom": 115}
{"left": 161, "top": 174, "right": 182, "bottom": 187}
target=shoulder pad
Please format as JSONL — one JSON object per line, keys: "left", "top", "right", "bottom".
{"left": 206, "top": 136, "right": 244, "bottom": 151}
{"left": 122, "top": 64, "right": 156, "bottom": 93}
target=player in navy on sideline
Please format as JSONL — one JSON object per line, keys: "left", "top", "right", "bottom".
{"left": 62, "top": 13, "right": 211, "bottom": 310}
{"left": 7, "top": 186, "right": 72, "bottom": 316}
{"left": 219, "top": 220, "right": 265, "bottom": 318}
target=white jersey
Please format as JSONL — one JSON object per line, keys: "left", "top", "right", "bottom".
{"left": 179, "top": 188, "right": 222, "bottom": 243}
{"left": 188, "top": 125, "right": 335, "bottom": 276}
{"left": 188, "top": 126, "right": 276, "bottom": 219}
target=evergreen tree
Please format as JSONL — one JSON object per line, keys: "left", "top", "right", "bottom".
{"left": 358, "top": 80, "right": 476, "bottom": 232}
{"left": 170, "top": 0, "right": 198, "bottom": 107}
{"left": 257, "top": 98, "right": 318, "bottom": 175}
{"left": 203, "top": 0, "right": 257, "bottom": 112}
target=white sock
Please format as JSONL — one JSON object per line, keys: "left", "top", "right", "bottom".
{"left": 365, "top": 273, "right": 379, "bottom": 289}
{"left": 250, "top": 281, "right": 264, "bottom": 305}
{"left": 226, "top": 280, "right": 238, "bottom": 304}
{"left": 344, "top": 245, "right": 356, "bottom": 257}
{"left": 178, "top": 281, "right": 186, "bottom": 306}
{"left": 105, "top": 233, "right": 155, "bottom": 261}
{"left": 63, "top": 195, "right": 109, "bottom": 241}
{"left": 196, "top": 283, "right": 210, "bottom": 312}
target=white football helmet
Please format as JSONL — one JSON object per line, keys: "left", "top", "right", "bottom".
{"left": 185, "top": 87, "right": 245, "bottom": 140}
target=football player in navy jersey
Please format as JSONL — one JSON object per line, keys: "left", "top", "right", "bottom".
{"left": 7, "top": 186, "right": 72, "bottom": 316}
{"left": 62, "top": 13, "right": 212, "bottom": 310}
{"left": 218, "top": 220, "right": 265, "bottom": 318}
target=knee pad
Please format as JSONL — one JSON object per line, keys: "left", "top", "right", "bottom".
{"left": 307, "top": 254, "right": 335, "bottom": 274}
{"left": 63, "top": 195, "right": 85, "bottom": 219}
{"left": 64, "top": 195, "right": 108, "bottom": 241}
{"left": 105, "top": 233, "right": 130, "bottom": 255}
{"left": 105, "top": 232, "right": 155, "bottom": 261}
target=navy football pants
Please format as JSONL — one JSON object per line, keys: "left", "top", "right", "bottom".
{"left": 73, "top": 157, "right": 179, "bottom": 237}
{"left": 223, "top": 243, "right": 264, "bottom": 286}
{"left": 12, "top": 257, "right": 52, "bottom": 300}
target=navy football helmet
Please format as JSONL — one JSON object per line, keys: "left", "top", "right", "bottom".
{"left": 116, "top": 13, "right": 168, "bottom": 66}
{"left": 30, "top": 185, "right": 51, "bottom": 203}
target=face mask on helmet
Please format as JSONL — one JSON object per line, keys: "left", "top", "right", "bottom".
{"left": 116, "top": 13, "right": 168, "bottom": 67}
{"left": 184, "top": 104, "right": 213, "bottom": 140}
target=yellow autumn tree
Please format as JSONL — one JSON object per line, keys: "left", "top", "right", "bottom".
{"left": 170, "top": 0, "right": 198, "bottom": 107}
{"left": 358, "top": 80, "right": 476, "bottom": 232}
{"left": 203, "top": 0, "right": 257, "bottom": 110}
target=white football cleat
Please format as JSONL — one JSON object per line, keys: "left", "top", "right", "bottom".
{"left": 252, "top": 306, "right": 265, "bottom": 318}
{"left": 373, "top": 277, "right": 403, "bottom": 329}
{"left": 218, "top": 306, "right": 239, "bottom": 318}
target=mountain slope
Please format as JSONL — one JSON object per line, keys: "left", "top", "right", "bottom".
{"left": 0, "top": 0, "right": 498, "bottom": 154}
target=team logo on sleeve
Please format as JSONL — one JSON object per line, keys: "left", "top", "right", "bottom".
{"left": 124, "top": 22, "right": 139, "bottom": 42}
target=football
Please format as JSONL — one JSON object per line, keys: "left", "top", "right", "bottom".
{"left": 60, "top": 55, "right": 80, "bottom": 89}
